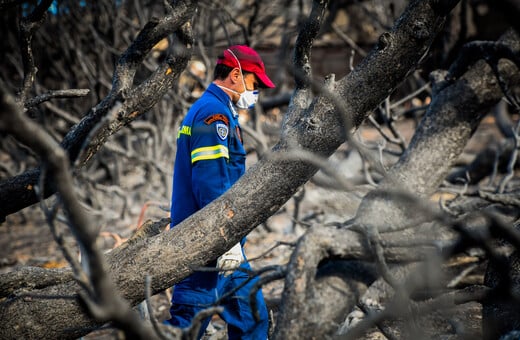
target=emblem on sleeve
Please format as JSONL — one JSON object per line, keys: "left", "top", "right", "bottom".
{"left": 204, "top": 114, "right": 229, "bottom": 126}
{"left": 216, "top": 123, "right": 229, "bottom": 140}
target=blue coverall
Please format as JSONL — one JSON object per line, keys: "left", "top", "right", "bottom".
{"left": 164, "top": 83, "right": 268, "bottom": 339}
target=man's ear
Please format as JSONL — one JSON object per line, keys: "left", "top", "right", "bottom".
{"left": 229, "top": 68, "right": 241, "bottom": 84}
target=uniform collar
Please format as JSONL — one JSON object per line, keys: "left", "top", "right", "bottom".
{"left": 207, "top": 83, "right": 239, "bottom": 118}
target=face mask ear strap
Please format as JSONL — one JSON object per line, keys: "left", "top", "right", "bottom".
{"left": 227, "top": 49, "right": 242, "bottom": 73}
{"left": 227, "top": 49, "right": 247, "bottom": 90}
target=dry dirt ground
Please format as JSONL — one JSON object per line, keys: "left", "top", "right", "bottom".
{"left": 0, "top": 115, "right": 509, "bottom": 339}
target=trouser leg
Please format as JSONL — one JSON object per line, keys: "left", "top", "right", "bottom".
{"left": 164, "top": 271, "right": 218, "bottom": 339}
{"left": 219, "top": 264, "right": 269, "bottom": 340}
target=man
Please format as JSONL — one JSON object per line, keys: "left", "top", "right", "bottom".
{"left": 164, "top": 45, "right": 275, "bottom": 339}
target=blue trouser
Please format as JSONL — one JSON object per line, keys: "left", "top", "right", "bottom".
{"left": 164, "top": 260, "right": 268, "bottom": 340}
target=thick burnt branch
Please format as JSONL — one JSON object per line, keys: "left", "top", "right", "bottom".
{"left": 286, "top": 0, "right": 329, "bottom": 121}
{"left": 273, "top": 213, "right": 459, "bottom": 338}
{"left": 446, "top": 40, "right": 520, "bottom": 89}
{"left": 355, "top": 29, "right": 520, "bottom": 234}
{"left": 78, "top": 21, "right": 194, "bottom": 165}
{"left": 0, "top": 266, "right": 73, "bottom": 299}
{"left": 332, "top": 0, "right": 459, "bottom": 130}
{"left": 293, "top": 0, "right": 328, "bottom": 90}
{"left": 275, "top": 30, "right": 520, "bottom": 338}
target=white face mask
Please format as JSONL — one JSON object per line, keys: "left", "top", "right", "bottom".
{"left": 222, "top": 49, "right": 260, "bottom": 109}
{"left": 236, "top": 88, "right": 259, "bottom": 109}
{"left": 216, "top": 85, "right": 258, "bottom": 109}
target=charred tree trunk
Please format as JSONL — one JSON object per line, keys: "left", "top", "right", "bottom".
{"left": 275, "top": 29, "right": 520, "bottom": 338}
{"left": 0, "top": 1, "right": 462, "bottom": 339}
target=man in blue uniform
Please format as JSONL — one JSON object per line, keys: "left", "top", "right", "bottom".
{"left": 164, "top": 45, "right": 275, "bottom": 339}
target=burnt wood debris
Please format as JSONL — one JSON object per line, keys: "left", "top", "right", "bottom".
{"left": 1, "top": 0, "right": 520, "bottom": 339}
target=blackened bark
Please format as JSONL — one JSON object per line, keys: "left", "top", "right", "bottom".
{"left": 275, "top": 29, "right": 520, "bottom": 338}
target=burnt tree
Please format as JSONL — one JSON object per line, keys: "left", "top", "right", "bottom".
{"left": 1, "top": 0, "right": 520, "bottom": 339}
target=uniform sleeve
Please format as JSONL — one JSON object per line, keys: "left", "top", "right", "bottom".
{"left": 190, "top": 113, "right": 232, "bottom": 208}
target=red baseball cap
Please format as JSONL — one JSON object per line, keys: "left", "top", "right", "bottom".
{"left": 217, "top": 45, "right": 275, "bottom": 88}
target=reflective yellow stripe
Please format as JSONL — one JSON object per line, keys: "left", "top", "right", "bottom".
{"left": 191, "top": 145, "right": 229, "bottom": 163}
{"left": 177, "top": 125, "right": 191, "bottom": 138}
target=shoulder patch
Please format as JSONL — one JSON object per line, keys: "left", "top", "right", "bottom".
{"left": 204, "top": 114, "right": 229, "bottom": 126}
{"left": 216, "top": 123, "right": 229, "bottom": 140}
